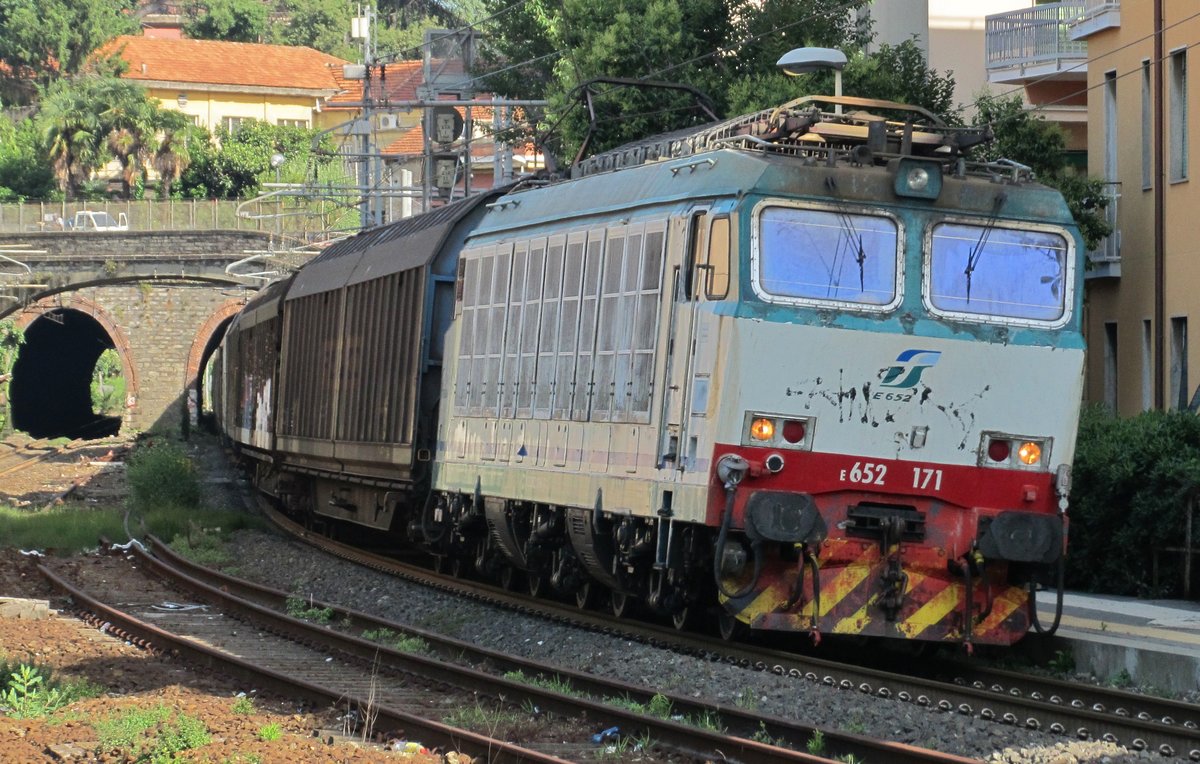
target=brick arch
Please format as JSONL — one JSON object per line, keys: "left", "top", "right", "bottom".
{"left": 184, "top": 299, "right": 244, "bottom": 389}
{"left": 183, "top": 299, "right": 244, "bottom": 424}
{"left": 15, "top": 295, "right": 140, "bottom": 424}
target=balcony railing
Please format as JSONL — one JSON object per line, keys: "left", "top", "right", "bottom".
{"left": 985, "top": 2, "right": 1088, "bottom": 83}
{"left": 1086, "top": 183, "right": 1121, "bottom": 279}
{"left": 1071, "top": 0, "right": 1120, "bottom": 39}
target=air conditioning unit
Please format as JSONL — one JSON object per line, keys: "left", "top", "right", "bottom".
{"left": 378, "top": 114, "right": 398, "bottom": 130}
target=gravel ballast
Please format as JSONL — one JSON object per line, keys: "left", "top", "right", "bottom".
{"left": 221, "top": 528, "right": 1174, "bottom": 764}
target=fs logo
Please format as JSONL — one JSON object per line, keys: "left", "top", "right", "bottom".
{"left": 879, "top": 349, "right": 942, "bottom": 388}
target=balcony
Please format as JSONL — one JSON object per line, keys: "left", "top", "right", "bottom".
{"left": 985, "top": 2, "right": 1088, "bottom": 86}
{"left": 1071, "top": 0, "right": 1120, "bottom": 40}
{"left": 1086, "top": 183, "right": 1121, "bottom": 280}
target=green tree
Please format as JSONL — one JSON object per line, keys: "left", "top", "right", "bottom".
{"left": 0, "top": 0, "right": 138, "bottom": 105}
{"left": 37, "top": 77, "right": 106, "bottom": 198}
{"left": 972, "top": 91, "right": 1112, "bottom": 251}
{"left": 271, "top": 0, "right": 353, "bottom": 57}
{"left": 152, "top": 112, "right": 198, "bottom": 200}
{"left": 0, "top": 114, "right": 57, "bottom": 200}
{"left": 179, "top": 119, "right": 335, "bottom": 199}
{"left": 184, "top": 0, "right": 269, "bottom": 42}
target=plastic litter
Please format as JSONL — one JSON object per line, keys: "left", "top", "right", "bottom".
{"left": 591, "top": 726, "right": 620, "bottom": 744}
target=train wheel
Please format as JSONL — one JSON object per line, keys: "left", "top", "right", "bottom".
{"left": 671, "top": 606, "right": 694, "bottom": 631}
{"left": 499, "top": 565, "right": 520, "bottom": 591}
{"left": 527, "top": 574, "right": 549, "bottom": 598}
{"left": 575, "top": 582, "right": 593, "bottom": 610}
{"left": 718, "top": 612, "right": 746, "bottom": 641}
{"left": 611, "top": 590, "right": 631, "bottom": 618}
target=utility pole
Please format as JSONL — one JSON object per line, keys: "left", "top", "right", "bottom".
{"left": 351, "top": 6, "right": 379, "bottom": 228}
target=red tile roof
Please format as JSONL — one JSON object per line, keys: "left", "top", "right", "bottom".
{"left": 96, "top": 35, "right": 348, "bottom": 93}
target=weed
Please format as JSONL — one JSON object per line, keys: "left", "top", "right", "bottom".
{"left": 843, "top": 715, "right": 866, "bottom": 734}
{"left": 1109, "top": 669, "right": 1134, "bottom": 688}
{"left": 0, "top": 663, "right": 100, "bottom": 718}
{"left": 231, "top": 695, "right": 256, "bottom": 715}
{"left": 807, "top": 729, "right": 826, "bottom": 756}
{"left": 257, "top": 722, "right": 282, "bottom": 741}
{"left": 734, "top": 688, "right": 759, "bottom": 711}
{"left": 503, "top": 670, "right": 576, "bottom": 697}
{"left": 443, "top": 701, "right": 525, "bottom": 731}
{"left": 837, "top": 756, "right": 863, "bottom": 764}
{"left": 2, "top": 664, "right": 65, "bottom": 718}
{"left": 94, "top": 704, "right": 209, "bottom": 760}
{"left": 361, "top": 628, "right": 428, "bottom": 654}
{"left": 285, "top": 596, "right": 333, "bottom": 624}
{"left": 126, "top": 440, "right": 201, "bottom": 513}
{"left": 751, "top": 722, "right": 780, "bottom": 746}
{"left": 1047, "top": 648, "right": 1076, "bottom": 675}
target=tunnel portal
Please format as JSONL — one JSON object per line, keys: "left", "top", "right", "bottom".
{"left": 10, "top": 309, "right": 123, "bottom": 439}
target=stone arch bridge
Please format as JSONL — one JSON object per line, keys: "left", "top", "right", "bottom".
{"left": 0, "top": 230, "right": 287, "bottom": 439}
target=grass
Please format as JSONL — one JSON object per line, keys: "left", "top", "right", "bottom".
{"left": 503, "top": 670, "right": 577, "bottom": 697}
{"left": 0, "top": 504, "right": 261, "bottom": 555}
{"left": 0, "top": 436, "right": 261, "bottom": 555}
{"left": 94, "top": 703, "right": 210, "bottom": 760}
{"left": 257, "top": 722, "right": 282, "bottom": 741}
{"left": 230, "top": 695, "right": 256, "bottom": 715}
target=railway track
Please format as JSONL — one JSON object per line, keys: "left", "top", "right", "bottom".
{"left": 38, "top": 543, "right": 973, "bottom": 764}
{"left": 259, "top": 505, "right": 1200, "bottom": 761}
{"left": 0, "top": 437, "right": 58, "bottom": 478}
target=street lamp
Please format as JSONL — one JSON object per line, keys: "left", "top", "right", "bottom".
{"left": 776, "top": 47, "right": 847, "bottom": 113}
{"left": 270, "top": 153, "right": 286, "bottom": 235}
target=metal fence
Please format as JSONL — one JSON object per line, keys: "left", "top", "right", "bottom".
{"left": 0, "top": 198, "right": 353, "bottom": 240}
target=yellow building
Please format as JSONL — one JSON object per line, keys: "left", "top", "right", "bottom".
{"left": 1073, "top": 2, "right": 1200, "bottom": 412}
{"left": 97, "top": 35, "right": 354, "bottom": 134}
{"left": 984, "top": 1, "right": 1199, "bottom": 413}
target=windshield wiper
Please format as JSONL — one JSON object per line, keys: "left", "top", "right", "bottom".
{"left": 963, "top": 193, "right": 1006, "bottom": 303}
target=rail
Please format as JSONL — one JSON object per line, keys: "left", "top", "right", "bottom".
{"left": 985, "top": 2, "right": 1087, "bottom": 74}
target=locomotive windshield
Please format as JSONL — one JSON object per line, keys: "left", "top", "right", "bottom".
{"left": 756, "top": 205, "right": 900, "bottom": 307}
{"left": 927, "top": 222, "right": 1069, "bottom": 322}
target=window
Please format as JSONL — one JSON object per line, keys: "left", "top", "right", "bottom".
{"left": 276, "top": 118, "right": 310, "bottom": 128}
{"left": 1104, "top": 70, "right": 1118, "bottom": 184}
{"left": 756, "top": 205, "right": 899, "bottom": 307}
{"left": 221, "top": 116, "right": 254, "bottom": 133}
{"left": 927, "top": 223, "right": 1068, "bottom": 323}
{"left": 1171, "top": 316, "right": 1188, "bottom": 409}
{"left": 1142, "top": 319, "right": 1153, "bottom": 412}
{"left": 1103, "top": 322, "right": 1118, "bottom": 410}
{"left": 1170, "top": 49, "right": 1189, "bottom": 183}
{"left": 706, "top": 216, "right": 731, "bottom": 299}
{"left": 1142, "top": 60, "right": 1152, "bottom": 190}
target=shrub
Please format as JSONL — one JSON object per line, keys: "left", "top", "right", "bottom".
{"left": 125, "top": 440, "right": 201, "bottom": 513}
{"left": 1068, "top": 406, "right": 1200, "bottom": 596}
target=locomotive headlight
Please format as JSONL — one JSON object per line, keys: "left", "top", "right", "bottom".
{"left": 750, "top": 417, "right": 776, "bottom": 441}
{"left": 892, "top": 157, "right": 942, "bottom": 200}
{"left": 1017, "top": 441, "right": 1042, "bottom": 465}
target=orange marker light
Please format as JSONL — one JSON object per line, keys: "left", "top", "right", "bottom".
{"left": 1017, "top": 441, "right": 1042, "bottom": 465}
{"left": 750, "top": 417, "right": 775, "bottom": 441}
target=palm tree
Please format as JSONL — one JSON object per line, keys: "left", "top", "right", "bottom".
{"left": 39, "top": 80, "right": 104, "bottom": 198}
{"left": 99, "top": 79, "right": 158, "bottom": 197}
{"left": 152, "top": 110, "right": 194, "bottom": 199}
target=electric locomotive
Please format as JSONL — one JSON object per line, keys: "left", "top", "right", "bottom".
{"left": 214, "top": 93, "right": 1085, "bottom": 649}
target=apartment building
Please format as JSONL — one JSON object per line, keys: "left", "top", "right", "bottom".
{"left": 984, "top": 1, "right": 1199, "bottom": 413}
{"left": 1074, "top": 2, "right": 1199, "bottom": 413}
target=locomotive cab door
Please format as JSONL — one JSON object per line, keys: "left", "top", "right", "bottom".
{"left": 657, "top": 203, "right": 732, "bottom": 476}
